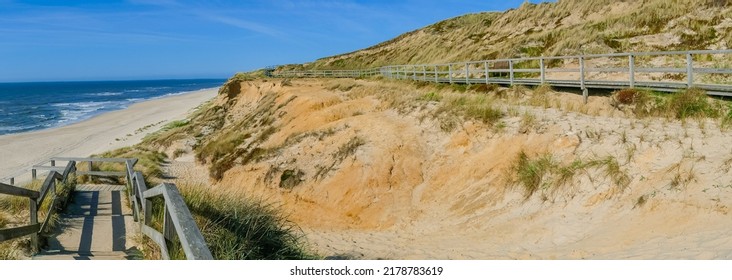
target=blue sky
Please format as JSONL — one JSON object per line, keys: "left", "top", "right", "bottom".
{"left": 0, "top": 0, "right": 550, "bottom": 82}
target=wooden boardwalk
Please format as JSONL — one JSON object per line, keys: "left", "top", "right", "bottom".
{"left": 33, "top": 184, "right": 139, "bottom": 260}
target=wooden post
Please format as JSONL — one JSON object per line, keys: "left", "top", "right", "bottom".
{"left": 422, "top": 65, "right": 426, "bottom": 81}
{"left": 580, "top": 56, "right": 587, "bottom": 104}
{"left": 687, "top": 52, "right": 694, "bottom": 88}
{"left": 32, "top": 169, "right": 36, "bottom": 180}
{"left": 509, "top": 60, "right": 515, "bottom": 86}
{"left": 449, "top": 64, "right": 453, "bottom": 84}
{"left": 434, "top": 65, "right": 438, "bottom": 82}
{"left": 484, "top": 61, "right": 489, "bottom": 84}
{"left": 412, "top": 66, "right": 417, "bottom": 81}
{"left": 465, "top": 63, "right": 470, "bottom": 84}
{"left": 88, "top": 161, "right": 93, "bottom": 172}
{"left": 540, "top": 58, "right": 546, "bottom": 84}
{"left": 163, "top": 206, "right": 175, "bottom": 241}
{"left": 629, "top": 54, "right": 635, "bottom": 88}
{"left": 30, "top": 200, "right": 38, "bottom": 253}
{"left": 50, "top": 160, "right": 55, "bottom": 167}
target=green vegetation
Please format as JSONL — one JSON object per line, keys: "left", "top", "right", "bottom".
{"left": 419, "top": 91, "right": 443, "bottom": 102}
{"left": 0, "top": 175, "right": 76, "bottom": 259}
{"left": 98, "top": 146, "right": 314, "bottom": 260}
{"left": 432, "top": 94, "right": 504, "bottom": 130}
{"left": 281, "top": 0, "right": 728, "bottom": 71}
{"left": 150, "top": 182, "right": 313, "bottom": 260}
{"left": 93, "top": 147, "right": 167, "bottom": 184}
{"left": 508, "top": 151, "right": 630, "bottom": 198}
{"left": 612, "top": 88, "right": 728, "bottom": 121}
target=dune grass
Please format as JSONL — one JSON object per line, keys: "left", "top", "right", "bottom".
{"left": 105, "top": 146, "right": 314, "bottom": 260}
{"left": 509, "top": 151, "right": 630, "bottom": 198}
{"left": 0, "top": 175, "right": 76, "bottom": 259}
{"left": 612, "top": 88, "right": 728, "bottom": 122}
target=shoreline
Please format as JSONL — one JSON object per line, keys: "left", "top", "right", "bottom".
{"left": 0, "top": 87, "right": 218, "bottom": 184}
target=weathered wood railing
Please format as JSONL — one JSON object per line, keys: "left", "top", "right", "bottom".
{"left": 273, "top": 68, "right": 380, "bottom": 78}
{"left": 272, "top": 49, "right": 732, "bottom": 101}
{"left": 0, "top": 161, "right": 76, "bottom": 252}
{"left": 125, "top": 162, "right": 212, "bottom": 260}
{"left": 2, "top": 157, "right": 212, "bottom": 260}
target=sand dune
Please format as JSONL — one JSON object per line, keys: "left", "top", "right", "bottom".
{"left": 165, "top": 79, "right": 732, "bottom": 259}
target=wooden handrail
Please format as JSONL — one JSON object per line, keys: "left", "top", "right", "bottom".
{"left": 140, "top": 183, "right": 212, "bottom": 260}
{"left": 0, "top": 182, "right": 40, "bottom": 199}
{"left": 2, "top": 156, "right": 212, "bottom": 259}
{"left": 0, "top": 160, "right": 76, "bottom": 252}
{"left": 272, "top": 49, "right": 732, "bottom": 98}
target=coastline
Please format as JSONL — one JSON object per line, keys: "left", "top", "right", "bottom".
{"left": 0, "top": 87, "right": 218, "bottom": 184}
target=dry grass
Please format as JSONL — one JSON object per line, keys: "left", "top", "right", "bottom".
{"left": 0, "top": 176, "right": 76, "bottom": 259}
{"left": 612, "top": 88, "right": 728, "bottom": 121}
{"left": 281, "top": 0, "right": 729, "bottom": 71}
{"left": 508, "top": 151, "right": 631, "bottom": 198}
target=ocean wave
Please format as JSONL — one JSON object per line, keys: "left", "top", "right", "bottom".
{"left": 88, "top": 91, "right": 123, "bottom": 97}
{"left": 0, "top": 124, "right": 43, "bottom": 132}
{"left": 53, "top": 100, "right": 127, "bottom": 124}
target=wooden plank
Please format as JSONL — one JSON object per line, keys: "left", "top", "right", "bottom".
{"left": 0, "top": 224, "right": 40, "bottom": 242}
{"left": 134, "top": 171, "right": 152, "bottom": 226}
{"left": 76, "top": 171, "right": 127, "bottom": 177}
{"left": 163, "top": 206, "right": 175, "bottom": 241}
{"left": 142, "top": 225, "right": 170, "bottom": 260}
{"left": 31, "top": 166, "right": 65, "bottom": 171}
{"left": 30, "top": 201, "right": 38, "bottom": 252}
{"left": 161, "top": 183, "right": 213, "bottom": 260}
{"left": 51, "top": 157, "right": 135, "bottom": 163}
{"left": 37, "top": 172, "right": 59, "bottom": 204}
{"left": 39, "top": 195, "right": 59, "bottom": 234}
{"left": 0, "top": 182, "right": 39, "bottom": 198}
{"left": 61, "top": 161, "right": 76, "bottom": 181}
{"left": 143, "top": 187, "right": 165, "bottom": 200}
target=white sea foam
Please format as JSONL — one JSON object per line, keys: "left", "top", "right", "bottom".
{"left": 53, "top": 101, "right": 127, "bottom": 124}
{"left": 89, "top": 91, "right": 123, "bottom": 97}
{"left": 0, "top": 124, "right": 42, "bottom": 132}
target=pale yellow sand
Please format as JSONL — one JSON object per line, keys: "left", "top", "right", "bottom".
{"left": 0, "top": 88, "right": 218, "bottom": 183}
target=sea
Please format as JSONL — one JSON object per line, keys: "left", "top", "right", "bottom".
{"left": 0, "top": 79, "right": 225, "bottom": 136}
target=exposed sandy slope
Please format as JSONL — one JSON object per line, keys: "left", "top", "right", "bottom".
{"left": 0, "top": 88, "right": 217, "bottom": 184}
{"left": 165, "top": 79, "right": 732, "bottom": 260}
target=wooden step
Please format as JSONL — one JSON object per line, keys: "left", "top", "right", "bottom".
{"left": 33, "top": 251, "right": 135, "bottom": 260}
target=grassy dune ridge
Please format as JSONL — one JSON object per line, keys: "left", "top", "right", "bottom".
{"left": 280, "top": 0, "right": 732, "bottom": 70}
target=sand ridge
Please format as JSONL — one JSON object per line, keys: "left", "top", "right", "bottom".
{"left": 165, "top": 79, "right": 732, "bottom": 259}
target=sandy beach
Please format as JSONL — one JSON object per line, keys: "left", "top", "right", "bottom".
{"left": 0, "top": 88, "right": 218, "bottom": 184}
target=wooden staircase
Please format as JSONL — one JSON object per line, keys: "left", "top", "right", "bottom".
{"left": 33, "top": 184, "right": 139, "bottom": 260}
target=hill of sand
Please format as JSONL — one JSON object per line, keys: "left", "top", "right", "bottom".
{"left": 281, "top": 0, "right": 732, "bottom": 70}
{"left": 159, "top": 79, "right": 732, "bottom": 259}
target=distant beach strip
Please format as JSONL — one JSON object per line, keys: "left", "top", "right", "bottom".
{"left": 0, "top": 79, "right": 225, "bottom": 135}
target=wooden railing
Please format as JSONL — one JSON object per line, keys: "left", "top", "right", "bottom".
{"left": 272, "top": 49, "right": 732, "bottom": 101}
{"left": 1, "top": 157, "right": 212, "bottom": 260}
{"left": 273, "top": 68, "right": 380, "bottom": 78}
{"left": 0, "top": 161, "right": 76, "bottom": 252}
{"left": 125, "top": 162, "right": 212, "bottom": 260}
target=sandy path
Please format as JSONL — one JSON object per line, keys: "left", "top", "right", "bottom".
{"left": 0, "top": 88, "right": 218, "bottom": 184}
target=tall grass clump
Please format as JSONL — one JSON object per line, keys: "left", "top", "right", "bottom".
{"left": 140, "top": 182, "right": 314, "bottom": 260}
{"left": 508, "top": 151, "right": 631, "bottom": 198}
{"left": 95, "top": 147, "right": 167, "bottom": 182}
{"left": 0, "top": 180, "right": 43, "bottom": 259}
{"left": 611, "top": 88, "right": 657, "bottom": 117}
{"left": 511, "top": 151, "right": 555, "bottom": 197}
{"left": 612, "top": 88, "right": 721, "bottom": 120}
{"left": 666, "top": 88, "right": 719, "bottom": 119}
{"left": 440, "top": 95, "right": 504, "bottom": 126}
{"left": 177, "top": 184, "right": 314, "bottom": 260}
